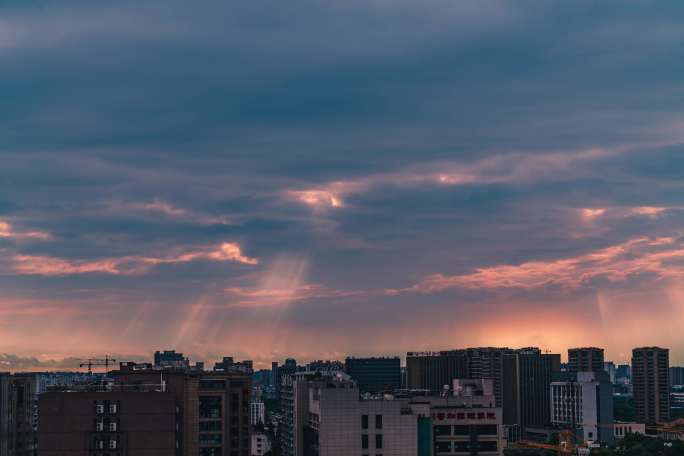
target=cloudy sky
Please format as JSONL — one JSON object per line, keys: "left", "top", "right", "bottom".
{"left": 2, "top": 0, "right": 684, "bottom": 370}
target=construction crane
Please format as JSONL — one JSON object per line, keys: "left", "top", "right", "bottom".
{"left": 78, "top": 355, "right": 116, "bottom": 375}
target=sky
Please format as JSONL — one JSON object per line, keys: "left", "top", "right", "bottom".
{"left": 2, "top": 0, "right": 684, "bottom": 370}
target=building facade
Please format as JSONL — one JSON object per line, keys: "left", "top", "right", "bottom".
{"left": 632, "top": 347, "right": 670, "bottom": 425}
{"left": 38, "top": 390, "right": 177, "bottom": 455}
{"left": 568, "top": 348, "right": 605, "bottom": 373}
{"left": 345, "top": 357, "right": 401, "bottom": 393}
{"left": 550, "top": 371, "right": 614, "bottom": 444}
{"left": 38, "top": 363, "right": 251, "bottom": 456}
{"left": 0, "top": 373, "right": 37, "bottom": 456}
{"left": 304, "top": 378, "right": 418, "bottom": 456}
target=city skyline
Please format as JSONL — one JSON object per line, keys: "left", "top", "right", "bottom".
{"left": 3, "top": 0, "right": 684, "bottom": 370}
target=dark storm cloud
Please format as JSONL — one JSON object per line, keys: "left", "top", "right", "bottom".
{"left": 1, "top": 0, "right": 684, "bottom": 366}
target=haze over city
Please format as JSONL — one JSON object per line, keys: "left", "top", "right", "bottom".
{"left": 3, "top": 0, "right": 684, "bottom": 370}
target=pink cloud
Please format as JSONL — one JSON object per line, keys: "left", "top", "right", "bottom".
{"left": 390, "top": 235, "right": 684, "bottom": 294}
{"left": 0, "top": 219, "right": 51, "bottom": 240}
{"left": 11, "top": 242, "right": 258, "bottom": 276}
{"left": 115, "top": 199, "right": 231, "bottom": 225}
{"left": 287, "top": 147, "right": 619, "bottom": 210}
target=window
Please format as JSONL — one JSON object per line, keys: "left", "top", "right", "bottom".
{"left": 434, "top": 425, "right": 451, "bottom": 436}
{"left": 108, "top": 422, "right": 117, "bottom": 432}
{"left": 96, "top": 421, "right": 104, "bottom": 432}
{"left": 109, "top": 440, "right": 117, "bottom": 449}
{"left": 375, "top": 434, "right": 383, "bottom": 449}
{"left": 361, "top": 434, "right": 369, "bottom": 449}
{"left": 96, "top": 404, "right": 105, "bottom": 414}
{"left": 200, "top": 396, "right": 222, "bottom": 419}
{"left": 375, "top": 414, "right": 382, "bottom": 430}
{"left": 109, "top": 403, "right": 118, "bottom": 414}
{"left": 361, "top": 414, "right": 368, "bottom": 429}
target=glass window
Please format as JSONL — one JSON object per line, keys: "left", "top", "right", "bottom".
{"left": 375, "top": 434, "right": 383, "bottom": 449}
{"left": 434, "top": 425, "right": 451, "bottom": 436}
{"left": 361, "top": 414, "right": 368, "bottom": 429}
{"left": 361, "top": 434, "right": 369, "bottom": 449}
{"left": 375, "top": 414, "right": 383, "bottom": 430}
{"left": 200, "top": 396, "right": 222, "bottom": 419}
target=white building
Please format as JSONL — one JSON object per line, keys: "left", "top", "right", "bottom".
{"left": 307, "top": 376, "right": 418, "bottom": 456}
{"left": 250, "top": 401, "right": 265, "bottom": 425}
{"left": 251, "top": 432, "right": 271, "bottom": 456}
{"left": 550, "top": 371, "right": 614, "bottom": 444}
{"left": 613, "top": 422, "right": 645, "bottom": 439}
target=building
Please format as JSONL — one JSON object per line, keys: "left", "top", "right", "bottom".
{"left": 214, "top": 357, "right": 254, "bottom": 374}
{"left": 550, "top": 371, "right": 614, "bottom": 444}
{"left": 250, "top": 401, "right": 265, "bottom": 426}
{"left": 305, "top": 361, "right": 344, "bottom": 373}
{"left": 502, "top": 348, "right": 561, "bottom": 431}
{"left": 38, "top": 389, "right": 177, "bottom": 455}
{"left": 304, "top": 377, "right": 419, "bottom": 456}
{"left": 616, "top": 364, "right": 631, "bottom": 383}
{"left": 36, "top": 367, "right": 251, "bottom": 455}
{"left": 154, "top": 350, "right": 190, "bottom": 370}
{"left": 632, "top": 347, "right": 670, "bottom": 425}
{"left": 251, "top": 433, "right": 271, "bottom": 456}
{"left": 604, "top": 362, "right": 616, "bottom": 384}
{"left": 345, "top": 357, "right": 401, "bottom": 393}
{"left": 424, "top": 379, "right": 506, "bottom": 456}
{"left": 613, "top": 422, "right": 645, "bottom": 439}
{"left": 671, "top": 367, "right": 684, "bottom": 388}
{"left": 406, "top": 348, "right": 514, "bottom": 406}
{"left": 0, "top": 373, "right": 38, "bottom": 456}
{"left": 568, "top": 347, "right": 604, "bottom": 373}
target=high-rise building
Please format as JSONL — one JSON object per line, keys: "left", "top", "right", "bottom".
{"left": 406, "top": 348, "right": 513, "bottom": 405}
{"left": 632, "top": 347, "right": 670, "bottom": 425}
{"left": 250, "top": 401, "right": 265, "bottom": 426}
{"left": 550, "top": 371, "right": 614, "bottom": 444}
{"left": 345, "top": 357, "right": 401, "bottom": 393}
{"left": 604, "top": 362, "right": 616, "bottom": 384}
{"left": 304, "top": 376, "right": 419, "bottom": 456}
{"left": 0, "top": 373, "right": 37, "bottom": 456}
{"left": 154, "top": 350, "right": 190, "bottom": 370}
{"left": 502, "top": 348, "right": 561, "bottom": 431}
{"left": 616, "top": 364, "right": 631, "bottom": 382}
{"left": 670, "top": 366, "right": 684, "bottom": 388}
{"left": 38, "top": 364, "right": 252, "bottom": 455}
{"left": 38, "top": 389, "right": 177, "bottom": 455}
{"left": 568, "top": 347, "right": 604, "bottom": 373}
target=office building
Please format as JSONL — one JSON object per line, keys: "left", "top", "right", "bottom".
{"left": 304, "top": 376, "right": 419, "bottom": 456}
{"left": 616, "top": 364, "right": 631, "bottom": 383}
{"left": 604, "top": 362, "right": 616, "bottom": 384}
{"left": 0, "top": 373, "right": 38, "bottom": 456}
{"left": 48, "top": 362, "right": 253, "bottom": 456}
{"left": 670, "top": 367, "right": 684, "bottom": 387}
{"left": 406, "top": 348, "right": 513, "bottom": 406}
{"left": 502, "top": 348, "right": 561, "bottom": 431}
{"left": 38, "top": 389, "right": 177, "bottom": 455}
{"left": 568, "top": 347, "right": 604, "bottom": 373}
{"left": 632, "top": 347, "right": 670, "bottom": 425}
{"left": 345, "top": 357, "right": 401, "bottom": 393}
{"left": 550, "top": 371, "right": 614, "bottom": 444}
{"left": 425, "top": 379, "right": 506, "bottom": 456}
{"left": 154, "top": 350, "right": 190, "bottom": 370}
{"left": 250, "top": 401, "right": 265, "bottom": 426}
